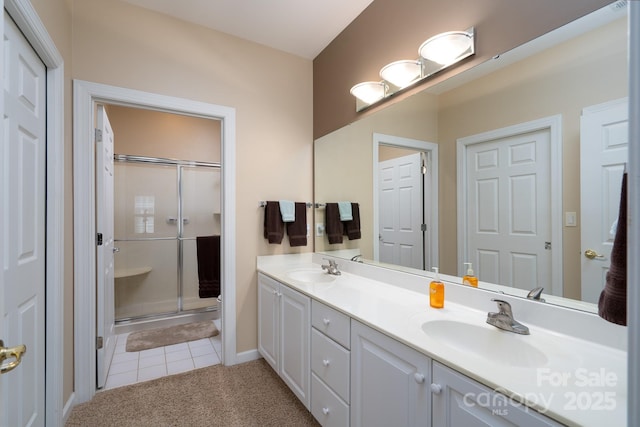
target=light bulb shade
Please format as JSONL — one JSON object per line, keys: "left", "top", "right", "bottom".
{"left": 419, "top": 30, "right": 474, "bottom": 65}
{"left": 380, "top": 60, "right": 422, "bottom": 88}
{"left": 350, "top": 81, "right": 387, "bottom": 104}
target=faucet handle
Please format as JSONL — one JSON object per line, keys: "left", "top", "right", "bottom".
{"left": 490, "top": 298, "right": 513, "bottom": 316}
{"left": 527, "top": 287, "right": 545, "bottom": 302}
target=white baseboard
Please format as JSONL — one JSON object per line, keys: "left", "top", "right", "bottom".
{"left": 235, "top": 349, "right": 261, "bottom": 365}
{"left": 62, "top": 392, "right": 76, "bottom": 425}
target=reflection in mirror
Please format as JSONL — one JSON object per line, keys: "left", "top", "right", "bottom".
{"left": 313, "top": 2, "right": 628, "bottom": 312}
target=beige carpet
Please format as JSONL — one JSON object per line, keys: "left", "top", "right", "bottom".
{"left": 66, "top": 359, "right": 319, "bottom": 427}
{"left": 126, "top": 321, "right": 219, "bottom": 352}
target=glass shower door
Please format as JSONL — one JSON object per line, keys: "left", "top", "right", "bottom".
{"left": 181, "top": 166, "right": 222, "bottom": 311}
{"left": 113, "top": 162, "right": 180, "bottom": 320}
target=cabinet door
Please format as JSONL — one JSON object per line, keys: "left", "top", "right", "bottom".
{"left": 432, "top": 361, "right": 562, "bottom": 427}
{"left": 280, "top": 284, "right": 311, "bottom": 409}
{"left": 351, "top": 320, "right": 431, "bottom": 427}
{"left": 257, "top": 274, "right": 279, "bottom": 371}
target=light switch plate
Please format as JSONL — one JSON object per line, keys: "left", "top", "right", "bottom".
{"left": 565, "top": 212, "right": 577, "bottom": 227}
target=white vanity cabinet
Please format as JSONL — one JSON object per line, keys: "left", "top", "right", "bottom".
{"left": 431, "top": 361, "right": 563, "bottom": 427}
{"left": 350, "top": 320, "right": 431, "bottom": 427}
{"left": 310, "top": 301, "right": 351, "bottom": 427}
{"left": 257, "top": 273, "right": 311, "bottom": 409}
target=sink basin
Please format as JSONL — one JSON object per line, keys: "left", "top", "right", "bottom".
{"left": 421, "top": 320, "right": 548, "bottom": 368}
{"left": 286, "top": 269, "right": 337, "bottom": 284}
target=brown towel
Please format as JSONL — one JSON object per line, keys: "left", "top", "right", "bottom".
{"left": 598, "top": 173, "right": 627, "bottom": 326}
{"left": 286, "top": 202, "right": 308, "bottom": 247}
{"left": 196, "top": 235, "right": 220, "bottom": 299}
{"left": 325, "top": 203, "right": 344, "bottom": 244}
{"left": 344, "top": 202, "right": 361, "bottom": 240}
{"left": 263, "top": 201, "right": 284, "bottom": 244}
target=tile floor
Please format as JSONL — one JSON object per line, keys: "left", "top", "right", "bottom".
{"left": 104, "top": 320, "right": 222, "bottom": 390}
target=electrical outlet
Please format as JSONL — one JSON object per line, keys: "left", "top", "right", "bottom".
{"left": 316, "top": 223, "right": 325, "bottom": 237}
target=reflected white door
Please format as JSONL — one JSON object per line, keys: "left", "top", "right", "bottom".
{"left": 1, "top": 12, "right": 46, "bottom": 425}
{"left": 465, "top": 129, "right": 551, "bottom": 291}
{"left": 580, "top": 98, "right": 628, "bottom": 303}
{"left": 378, "top": 153, "right": 424, "bottom": 269}
{"left": 96, "top": 105, "right": 116, "bottom": 388}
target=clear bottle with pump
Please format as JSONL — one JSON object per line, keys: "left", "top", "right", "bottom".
{"left": 463, "top": 262, "right": 478, "bottom": 288}
{"left": 429, "top": 267, "right": 445, "bottom": 309}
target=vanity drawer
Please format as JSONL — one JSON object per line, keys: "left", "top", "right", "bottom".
{"left": 312, "top": 300, "right": 350, "bottom": 349}
{"left": 311, "top": 328, "right": 350, "bottom": 403}
{"left": 311, "top": 373, "right": 349, "bottom": 427}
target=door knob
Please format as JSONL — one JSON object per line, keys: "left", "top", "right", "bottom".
{"left": 584, "top": 249, "right": 605, "bottom": 260}
{"left": 0, "top": 339, "right": 27, "bottom": 375}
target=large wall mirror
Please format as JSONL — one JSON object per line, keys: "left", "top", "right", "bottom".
{"left": 314, "top": 2, "right": 629, "bottom": 312}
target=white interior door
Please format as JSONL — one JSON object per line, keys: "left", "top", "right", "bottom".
{"left": 580, "top": 98, "right": 628, "bottom": 303}
{"left": 464, "top": 129, "right": 551, "bottom": 291}
{"left": 1, "top": 12, "right": 46, "bottom": 425}
{"left": 378, "top": 153, "right": 424, "bottom": 269}
{"left": 96, "top": 105, "right": 116, "bottom": 388}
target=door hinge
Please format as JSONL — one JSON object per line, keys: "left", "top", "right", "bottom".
{"left": 96, "top": 336, "right": 104, "bottom": 350}
{"left": 421, "top": 224, "right": 427, "bottom": 232}
{"left": 95, "top": 128, "right": 103, "bottom": 143}
{"left": 97, "top": 233, "right": 103, "bottom": 246}
{"left": 545, "top": 241, "right": 552, "bottom": 250}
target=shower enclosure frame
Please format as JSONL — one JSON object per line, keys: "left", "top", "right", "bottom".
{"left": 113, "top": 153, "right": 221, "bottom": 324}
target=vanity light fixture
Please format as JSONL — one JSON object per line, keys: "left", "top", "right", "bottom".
{"left": 349, "top": 81, "right": 388, "bottom": 105}
{"left": 419, "top": 30, "right": 474, "bottom": 65}
{"left": 379, "top": 60, "right": 423, "bottom": 89}
{"left": 350, "top": 27, "right": 475, "bottom": 111}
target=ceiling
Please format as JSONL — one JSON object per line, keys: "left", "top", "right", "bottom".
{"left": 119, "top": 0, "right": 375, "bottom": 59}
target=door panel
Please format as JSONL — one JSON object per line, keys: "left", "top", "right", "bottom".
{"left": 96, "top": 105, "right": 116, "bottom": 388}
{"left": 580, "top": 99, "right": 628, "bottom": 303}
{"left": 378, "top": 153, "right": 424, "bottom": 269}
{"left": 465, "top": 129, "right": 551, "bottom": 291}
{"left": 1, "top": 12, "right": 46, "bottom": 426}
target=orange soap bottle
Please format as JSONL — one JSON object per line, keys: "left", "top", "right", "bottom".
{"left": 429, "top": 267, "right": 445, "bottom": 309}
{"left": 463, "top": 262, "right": 478, "bottom": 288}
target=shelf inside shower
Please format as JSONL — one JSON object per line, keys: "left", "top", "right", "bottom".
{"left": 115, "top": 266, "right": 152, "bottom": 279}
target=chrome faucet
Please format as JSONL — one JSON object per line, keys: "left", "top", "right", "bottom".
{"left": 486, "top": 299, "right": 530, "bottom": 335}
{"left": 526, "top": 287, "right": 545, "bottom": 302}
{"left": 350, "top": 254, "right": 363, "bottom": 263}
{"left": 321, "top": 259, "right": 341, "bottom": 276}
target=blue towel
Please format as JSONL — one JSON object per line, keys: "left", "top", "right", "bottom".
{"left": 279, "top": 200, "right": 295, "bottom": 222}
{"left": 338, "top": 201, "right": 352, "bottom": 221}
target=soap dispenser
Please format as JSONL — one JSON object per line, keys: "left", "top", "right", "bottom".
{"left": 463, "top": 262, "right": 478, "bottom": 288}
{"left": 429, "top": 267, "right": 445, "bottom": 309}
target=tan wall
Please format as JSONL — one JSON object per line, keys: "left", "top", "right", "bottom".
{"left": 70, "top": 0, "right": 313, "bottom": 356}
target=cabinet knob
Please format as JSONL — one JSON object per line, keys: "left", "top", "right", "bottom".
{"left": 414, "top": 373, "right": 425, "bottom": 383}
{"left": 430, "top": 383, "right": 442, "bottom": 394}
{"left": 322, "top": 318, "right": 331, "bottom": 326}
{"left": 322, "top": 359, "right": 331, "bottom": 367}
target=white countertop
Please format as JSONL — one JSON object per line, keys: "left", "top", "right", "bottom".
{"left": 257, "top": 253, "right": 627, "bottom": 427}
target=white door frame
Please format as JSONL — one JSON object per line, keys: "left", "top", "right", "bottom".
{"left": 456, "top": 115, "right": 563, "bottom": 296}
{"left": 372, "top": 133, "right": 439, "bottom": 269}
{"left": 1, "top": 0, "right": 65, "bottom": 425}
{"left": 73, "top": 80, "right": 237, "bottom": 403}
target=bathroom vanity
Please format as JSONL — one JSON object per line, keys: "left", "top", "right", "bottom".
{"left": 257, "top": 253, "right": 626, "bottom": 427}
